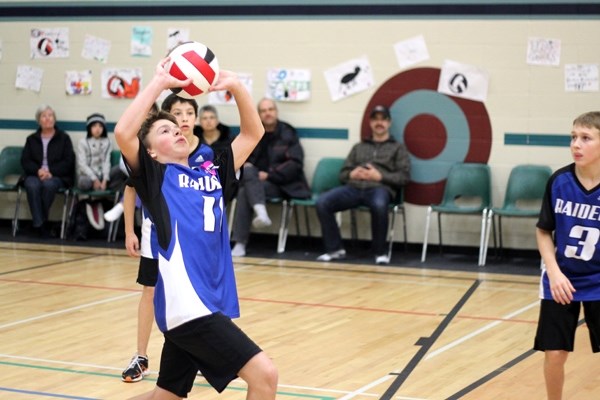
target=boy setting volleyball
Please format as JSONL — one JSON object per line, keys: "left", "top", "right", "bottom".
{"left": 115, "top": 49, "right": 277, "bottom": 399}
{"left": 535, "top": 111, "right": 600, "bottom": 400}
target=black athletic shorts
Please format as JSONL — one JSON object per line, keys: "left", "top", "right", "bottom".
{"left": 136, "top": 256, "right": 158, "bottom": 287}
{"left": 157, "top": 312, "right": 262, "bottom": 397}
{"left": 534, "top": 299, "right": 600, "bottom": 352}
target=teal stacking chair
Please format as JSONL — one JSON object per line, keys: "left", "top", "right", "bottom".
{"left": 421, "top": 162, "right": 492, "bottom": 266}
{"left": 0, "top": 146, "right": 25, "bottom": 237}
{"left": 277, "top": 157, "right": 345, "bottom": 253}
{"left": 481, "top": 164, "right": 552, "bottom": 266}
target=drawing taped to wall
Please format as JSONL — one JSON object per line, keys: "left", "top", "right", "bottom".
{"left": 30, "top": 28, "right": 69, "bottom": 59}
{"left": 324, "top": 56, "right": 374, "bottom": 102}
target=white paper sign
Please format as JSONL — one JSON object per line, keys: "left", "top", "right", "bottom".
{"left": 565, "top": 64, "right": 599, "bottom": 92}
{"left": 437, "top": 59, "right": 489, "bottom": 102}
{"left": 324, "top": 56, "right": 374, "bottom": 102}
{"left": 131, "top": 26, "right": 152, "bottom": 57}
{"left": 527, "top": 37, "right": 561, "bottom": 66}
{"left": 394, "top": 35, "right": 430, "bottom": 68}
{"left": 167, "top": 28, "right": 190, "bottom": 52}
{"left": 82, "top": 34, "right": 111, "bottom": 63}
{"left": 16, "top": 65, "right": 43, "bottom": 92}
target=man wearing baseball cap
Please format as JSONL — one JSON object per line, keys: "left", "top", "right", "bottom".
{"left": 315, "top": 105, "right": 410, "bottom": 265}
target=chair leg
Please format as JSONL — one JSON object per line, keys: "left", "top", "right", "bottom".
{"left": 276, "top": 201, "right": 288, "bottom": 253}
{"left": 303, "top": 206, "right": 311, "bottom": 237}
{"left": 12, "top": 188, "right": 22, "bottom": 237}
{"left": 277, "top": 202, "right": 292, "bottom": 254}
{"left": 498, "top": 216, "right": 504, "bottom": 259}
{"left": 401, "top": 207, "right": 407, "bottom": 252}
{"left": 481, "top": 209, "right": 494, "bottom": 267}
{"left": 60, "top": 191, "right": 72, "bottom": 239}
{"left": 227, "top": 198, "right": 237, "bottom": 240}
{"left": 421, "top": 206, "right": 433, "bottom": 262}
{"left": 387, "top": 207, "right": 397, "bottom": 260}
{"left": 437, "top": 212, "right": 444, "bottom": 256}
{"left": 478, "top": 208, "right": 488, "bottom": 266}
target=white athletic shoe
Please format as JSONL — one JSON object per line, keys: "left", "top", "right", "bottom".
{"left": 375, "top": 254, "right": 390, "bottom": 265}
{"left": 316, "top": 249, "right": 346, "bottom": 262}
{"left": 231, "top": 243, "right": 246, "bottom": 257}
{"left": 104, "top": 202, "right": 124, "bottom": 222}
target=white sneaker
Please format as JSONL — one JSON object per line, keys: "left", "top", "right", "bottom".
{"left": 375, "top": 254, "right": 390, "bottom": 265}
{"left": 252, "top": 215, "right": 272, "bottom": 228}
{"left": 316, "top": 249, "right": 346, "bottom": 262}
{"left": 231, "top": 243, "right": 246, "bottom": 257}
{"left": 104, "top": 202, "right": 124, "bottom": 222}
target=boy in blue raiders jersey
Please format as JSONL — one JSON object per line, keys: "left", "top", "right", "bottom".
{"left": 115, "top": 59, "right": 277, "bottom": 399}
{"left": 535, "top": 111, "right": 600, "bottom": 400}
{"left": 120, "top": 94, "right": 220, "bottom": 383}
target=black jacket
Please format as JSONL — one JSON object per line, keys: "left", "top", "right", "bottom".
{"left": 248, "top": 120, "right": 310, "bottom": 199}
{"left": 21, "top": 127, "right": 76, "bottom": 186}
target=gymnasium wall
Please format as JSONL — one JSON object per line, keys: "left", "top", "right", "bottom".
{"left": 0, "top": 1, "right": 599, "bottom": 250}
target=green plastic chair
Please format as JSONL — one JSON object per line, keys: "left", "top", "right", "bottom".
{"left": 64, "top": 150, "right": 123, "bottom": 240}
{"left": 277, "top": 157, "right": 345, "bottom": 253}
{"left": 421, "top": 162, "right": 492, "bottom": 265}
{"left": 481, "top": 164, "right": 552, "bottom": 265}
{"left": 0, "top": 146, "right": 25, "bottom": 237}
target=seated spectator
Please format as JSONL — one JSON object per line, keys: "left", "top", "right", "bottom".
{"left": 230, "top": 98, "right": 310, "bottom": 257}
{"left": 315, "top": 105, "right": 410, "bottom": 265}
{"left": 21, "top": 104, "right": 75, "bottom": 237}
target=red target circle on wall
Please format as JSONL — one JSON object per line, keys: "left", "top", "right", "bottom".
{"left": 361, "top": 67, "right": 492, "bottom": 206}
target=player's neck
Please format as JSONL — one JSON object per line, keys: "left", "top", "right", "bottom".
{"left": 575, "top": 164, "right": 600, "bottom": 190}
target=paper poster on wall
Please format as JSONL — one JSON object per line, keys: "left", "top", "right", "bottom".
{"left": 82, "top": 34, "right": 111, "bottom": 63}
{"left": 394, "top": 35, "right": 429, "bottom": 69}
{"left": 565, "top": 64, "right": 599, "bottom": 92}
{"left": 16, "top": 65, "right": 43, "bottom": 92}
{"left": 131, "top": 26, "right": 153, "bottom": 57}
{"left": 167, "top": 28, "right": 190, "bottom": 53}
{"left": 65, "top": 70, "right": 92, "bottom": 96}
{"left": 437, "top": 59, "right": 489, "bottom": 102}
{"left": 30, "top": 28, "right": 69, "bottom": 59}
{"left": 526, "top": 37, "right": 561, "bottom": 66}
{"left": 324, "top": 56, "right": 374, "bottom": 102}
{"left": 208, "top": 73, "right": 253, "bottom": 106}
{"left": 101, "top": 68, "right": 141, "bottom": 99}
{"left": 266, "top": 68, "right": 311, "bottom": 102}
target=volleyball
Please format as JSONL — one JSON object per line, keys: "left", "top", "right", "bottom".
{"left": 165, "top": 41, "right": 220, "bottom": 99}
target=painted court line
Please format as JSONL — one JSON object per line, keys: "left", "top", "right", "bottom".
{"left": 0, "top": 386, "right": 100, "bottom": 400}
{"left": 0, "top": 292, "right": 139, "bottom": 330}
{"left": 339, "top": 295, "right": 536, "bottom": 399}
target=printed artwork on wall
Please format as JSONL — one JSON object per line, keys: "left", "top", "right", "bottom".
{"left": 324, "top": 56, "right": 374, "bottom": 102}
{"left": 266, "top": 68, "right": 311, "bottom": 102}
{"left": 437, "top": 60, "right": 489, "bottom": 102}
{"left": 16, "top": 65, "right": 44, "bottom": 92}
{"left": 167, "top": 28, "right": 190, "bottom": 52}
{"left": 208, "top": 72, "right": 253, "bottom": 106}
{"left": 131, "top": 26, "right": 152, "bottom": 57}
{"left": 30, "top": 28, "right": 69, "bottom": 59}
{"left": 101, "top": 68, "right": 141, "bottom": 99}
{"left": 564, "top": 64, "right": 599, "bottom": 92}
{"left": 527, "top": 37, "right": 561, "bottom": 67}
{"left": 65, "top": 70, "right": 92, "bottom": 95}
{"left": 394, "top": 35, "right": 430, "bottom": 69}
{"left": 81, "top": 34, "right": 111, "bottom": 63}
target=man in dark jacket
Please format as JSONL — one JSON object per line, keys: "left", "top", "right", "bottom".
{"left": 21, "top": 104, "right": 75, "bottom": 236}
{"left": 231, "top": 98, "right": 310, "bottom": 257}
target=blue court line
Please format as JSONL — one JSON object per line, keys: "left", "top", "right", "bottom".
{"left": 0, "top": 360, "right": 335, "bottom": 400}
{"left": 0, "top": 386, "right": 100, "bottom": 400}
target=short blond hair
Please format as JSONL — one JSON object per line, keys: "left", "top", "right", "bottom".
{"left": 573, "top": 111, "right": 600, "bottom": 131}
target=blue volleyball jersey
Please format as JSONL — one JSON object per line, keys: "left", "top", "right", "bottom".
{"left": 129, "top": 139, "right": 239, "bottom": 332}
{"left": 537, "top": 163, "right": 600, "bottom": 301}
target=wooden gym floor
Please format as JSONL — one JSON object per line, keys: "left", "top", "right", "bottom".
{"left": 0, "top": 233, "right": 599, "bottom": 399}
